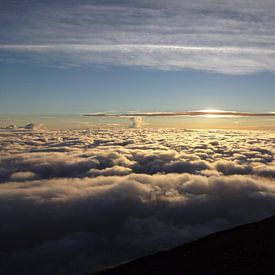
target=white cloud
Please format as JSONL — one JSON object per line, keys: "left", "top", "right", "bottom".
{"left": 0, "top": 127, "right": 274, "bottom": 273}
{"left": 9, "top": 171, "right": 36, "bottom": 181}
{"left": 1, "top": 0, "right": 275, "bottom": 74}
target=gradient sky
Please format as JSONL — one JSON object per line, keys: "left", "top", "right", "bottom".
{"left": 1, "top": 0, "right": 275, "bottom": 115}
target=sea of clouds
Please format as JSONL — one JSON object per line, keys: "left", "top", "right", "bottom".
{"left": 0, "top": 128, "right": 275, "bottom": 274}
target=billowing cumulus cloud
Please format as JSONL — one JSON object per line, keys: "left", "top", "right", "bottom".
{"left": 130, "top": 116, "right": 144, "bottom": 128}
{"left": 0, "top": 0, "right": 275, "bottom": 74}
{"left": 0, "top": 127, "right": 274, "bottom": 274}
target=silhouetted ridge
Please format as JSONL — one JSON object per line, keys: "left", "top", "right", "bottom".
{"left": 100, "top": 215, "right": 275, "bottom": 274}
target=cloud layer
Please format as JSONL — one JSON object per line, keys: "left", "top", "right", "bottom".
{"left": 0, "top": 127, "right": 275, "bottom": 274}
{"left": 84, "top": 110, "right": 275, "bottom": 118}
{"left": 1, "top": 0, "right": 275, "bottom": 73}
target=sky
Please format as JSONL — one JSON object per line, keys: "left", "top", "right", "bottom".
{"left": 0, "top": 0, "right": 275, "bottom": 118}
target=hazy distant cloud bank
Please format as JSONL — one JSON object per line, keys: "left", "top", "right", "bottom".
{"left": 1, "top": 0, "right": 275, "bottom": 73}
{"left": 0, "top": 128, "right": 274, "bottom": 274}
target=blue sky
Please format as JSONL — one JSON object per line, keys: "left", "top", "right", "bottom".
{"left": 0, "top": 0, "right": 275, "bottom": 115}
{"left": 1, "top": 64, "right": 275, "bottom": 114}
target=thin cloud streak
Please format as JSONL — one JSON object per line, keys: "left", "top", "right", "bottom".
{"left": 83, "top": 111, "right": 275, "bottom": 118}
{"left": 1, "top": 44, "right": 275, "bottom": 55}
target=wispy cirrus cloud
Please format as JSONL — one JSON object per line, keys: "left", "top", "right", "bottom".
{"left": 1, "top": 0, "right": 275, "bottom": 74}
{"left": 83, "top": 110, "right": 275, "bottom": 117}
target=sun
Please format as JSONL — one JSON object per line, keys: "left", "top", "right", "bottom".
{"left": 197, "top": 109, "right": 234, "bottom": 118}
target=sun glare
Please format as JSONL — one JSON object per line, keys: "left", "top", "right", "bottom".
{"left": 197, "top": 109, "right": 234, "bottom": 118}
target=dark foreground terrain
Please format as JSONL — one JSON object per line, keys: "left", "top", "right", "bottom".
{"left": 101, "top": 215, "right": 275, "bottom": 274}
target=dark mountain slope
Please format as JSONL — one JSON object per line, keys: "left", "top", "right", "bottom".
{"left": 101, "top": 215, "right": 275, "bottom": 274}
